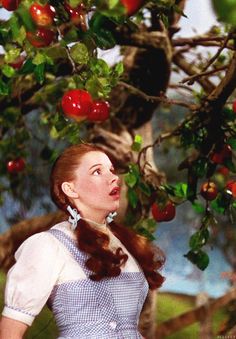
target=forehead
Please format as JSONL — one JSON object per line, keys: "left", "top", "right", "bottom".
{"left": 79, "top": 151, "right": 112, "bottom": 169}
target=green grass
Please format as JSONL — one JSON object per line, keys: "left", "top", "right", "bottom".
{"left": 0, "top": 271, "right": 228, "bottom": 338}
{"left": 156, "top": 292, "right": 228, "bottom": 339}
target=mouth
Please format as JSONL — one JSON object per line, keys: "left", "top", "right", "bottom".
{"left": 109, "top": 186, "right": 120, "bottom": 196}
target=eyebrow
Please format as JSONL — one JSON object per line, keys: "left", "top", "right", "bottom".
{"left": 89, "top": 163, "right": 102, "bottom": 170}
{"left": 89, "top": 163, "right": 114, "bottom": 170}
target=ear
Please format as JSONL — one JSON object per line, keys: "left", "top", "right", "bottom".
{"left": 61, "top": 182, "right": 79, "bottom": 199}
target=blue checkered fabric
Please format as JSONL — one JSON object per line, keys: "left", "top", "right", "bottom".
{"left": 47, "top": 229, "right": 149, "bottom": 339}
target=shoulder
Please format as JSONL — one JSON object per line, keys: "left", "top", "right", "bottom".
{"left": 14, "top": 222, "right": 72, "bottom": 261}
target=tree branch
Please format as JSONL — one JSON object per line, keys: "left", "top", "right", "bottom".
{"left": 181, "top": 65, "right": 228, "bottom": 85}
{"left": 118, "top": 81, "right": 197, "bottom": 109}
{"left": 173, "top": 54, "right": 215, "bottom": 93}
{"left": 207, "top": 51, "right": 236, "bottom": 108}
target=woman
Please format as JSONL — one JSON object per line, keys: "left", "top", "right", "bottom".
{"left": 0, "top": 143, "right": 165, "bottom": 339}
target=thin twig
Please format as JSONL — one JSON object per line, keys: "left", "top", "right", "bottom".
{"left": 118, "top": 81, "right": 197, "bottom": 109}
{"left": 181, "top": 65, "right": 228, "bottom": 85}
{"left": 137, "top": 108, "right": 200, "bottom": 171}
{"left": 173, "top": 35, "right": 231, "bottom": 46}
{"left": 56, "top": 27, "right": 76, "bottom": 73}
{"left": 202, "top": 33, "right": 231, "bottom": 72}
{"left": 181, "top": 33, "right": 232, "bottom": 85}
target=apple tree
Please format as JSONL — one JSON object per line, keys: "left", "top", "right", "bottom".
{"left": 0, "top": 0, "right": 236, "bottom": 336}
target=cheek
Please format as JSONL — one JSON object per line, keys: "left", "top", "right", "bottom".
{"left": 77, "top": 180, "right": 104, "bottom": 197}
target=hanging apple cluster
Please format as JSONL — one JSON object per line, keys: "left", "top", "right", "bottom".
{"left": 61, "top": 89, "right": 110, "bottom": 122}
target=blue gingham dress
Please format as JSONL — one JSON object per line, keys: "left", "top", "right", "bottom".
{"left": 47, "top": 229, "right": 149, "bottom": 339}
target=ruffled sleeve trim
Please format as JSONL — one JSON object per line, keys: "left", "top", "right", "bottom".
{"left": 2, "top": 305, "right": 35, "bottom": 326}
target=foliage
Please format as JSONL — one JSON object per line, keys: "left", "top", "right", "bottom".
{"left": 0, "top": 0, "right": 236, "bottom": 272}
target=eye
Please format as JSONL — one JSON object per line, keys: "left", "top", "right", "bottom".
{"left": 93, "top": 168, "right": 101, "bottom": 175}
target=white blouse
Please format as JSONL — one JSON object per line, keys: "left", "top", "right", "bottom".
{"left": 2, "top": 221, "right": 140, "bottom": 326}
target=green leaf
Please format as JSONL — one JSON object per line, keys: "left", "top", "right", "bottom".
{"left": 93, "top": 29, "right": 116, "bottom": 50}
{"left": 68, "top": 0, "right": 82, "bottom": 8}
{"left": 16, "top": 5, "right": 36, "bottom": 31}
{"left": 222, "top": 107, "right": 235, "bottom": 121}
{"left": 16, "top": 26, "right": 26, "bottom": 45}
{"left": 107, "top": 0, "right": 120, "bottom": 9}
{"left": 34, "top": 63, "right": 45, "bottom": 84}
{"left": 124, "top": 172, "right": 138, "bottom": 188}
{"left": 138, "top": 181, "right": 151, "bottom": 197}
{"left": 131, "top": 134, "right": 142, "bottom": 152}
{"left": 184, "top": 250, "right": 209, "bottom": 270}
{"left": 19, "top": 59, "right": 35, "bottom": 74}
{"left": 192, "top": 201, "right": 205, "bottom": 214}
{"left": 114, "top": 62, "right": 124, "bottom": 76}
{"left": 228, "top": 137, "right": 236, "bottom": 150}
{"left": 0, "top": 79, "right": 10, "bottom": 95}
{"left": 127, "top": 188, "right": 138, "bottom": 209}
{"left": 85, "top": 76, "right": 104, "bottom": 99}
{"left": 189, "top": 229, "right": 209, "bottom": 250}
{"left": 61, "top": 28, "right": 79, "bottom": 44}
{"left": 136, "top": 227, "right": 156, "bottom": 241}
{"left": 4, "top": 48, "right": 21, "bottom": 63}
{"left": 45, "top": 46, "right": 68, "bottom": 60}
{"left": 0, "top": 26, "right": 10, "bottom": 44}
{"left": 175, "top": 182, "right": 188, "bottom": 198}
{"left": 2, "top": 65, "right": 15, "bottom": 78}
{"left": 164, "top": 182, "right": 188, "bottom": 199}
{"left": 211, "top": 192, "right": 231, "bottom": 213}
{"left": 50, "top": 126, "right": 59, "bottom": 139}
{"left": 9, "top": 15, "right": 21, "bottom": 41}
{"left": 32, "top": 53, "right": 47, "bottom": 66}
{"left": 70, "top": 43, "right": 89, "bottom": 65}
{"left": 89, "top": 58, "right": 110, "bottom": 77}
{"left": 212, "top": 0, "right": 236, "bottom": 25}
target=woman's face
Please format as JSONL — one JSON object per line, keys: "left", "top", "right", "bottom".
{"left": 69, "top": 151, "right": 120, "bottom": 221}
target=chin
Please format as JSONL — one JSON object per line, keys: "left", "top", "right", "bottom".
{"left": 111, "top": 202, "right": 120, "bottom": 211}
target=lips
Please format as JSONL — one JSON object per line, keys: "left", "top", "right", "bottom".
{"left": 109, "top": 186, "right": 120, "bottom": 196}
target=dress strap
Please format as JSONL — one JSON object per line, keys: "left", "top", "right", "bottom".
{"left": 47, "top": 228, "right": 92, "bottom": 277}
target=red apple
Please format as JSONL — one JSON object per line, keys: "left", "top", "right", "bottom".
{"left": 216, "top": 166, "right": 229, "bottom": 177}
{"left": 30, "top": 3, "right": 56, "bottom": 27}
{"left": 7, "top": 158, "right": 25, "bottom": 174}
{"left": 233, "top": 100, "right": 236, "bottom": 113}
{"left": 9, "top": 55, "right": 25, "bottom": 69}
{"left": 225, "top": 180, "right": 236, "bottom": 198}
{"left": 2, "top": 0, "right": 21, "bottom": 11}
{"left": 61, "top": 89, "right": 93, "bottom": 121}
{"left": 87, "top": 101, "right": 110, "bottom": 122}
{"left": 26, "top": 27, "right": 55, "bottom": 47}
{"left": 64, "top": 2, "right": 87, "bottom": 31}
{"left": 151, "top": 201, "right": 176, "bottom": 222}
{"left": 211, "top": 144, "right": 232, "bottom": 164}
{"left": 200, "top": 181, "right": 218, "bottom": 201}
{"left": 120, "top": 0, "right": 144, "bottom": 16}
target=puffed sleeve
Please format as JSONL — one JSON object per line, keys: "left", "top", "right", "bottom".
{"left": 2, "top": 231, "right": 65, "bottom": 326}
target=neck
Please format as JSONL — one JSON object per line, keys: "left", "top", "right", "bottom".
{"left": 74, "top": 204, "right": 107, "bottom": 225}
{"left": 82, "top": 216, "right": 107, "bottom": 228}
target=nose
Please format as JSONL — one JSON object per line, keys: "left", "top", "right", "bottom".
{"left": 110, "top": 172, "right": 120, "bottom": 185}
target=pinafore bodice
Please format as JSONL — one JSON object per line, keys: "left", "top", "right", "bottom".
{"left": 47, "top": 229, "right": 149, "bottom": 339}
